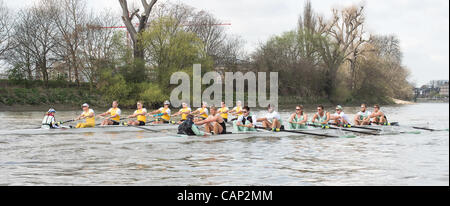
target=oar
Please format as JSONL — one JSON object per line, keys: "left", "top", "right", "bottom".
{"left": 255, "top": 126, "right": 339, "bottom": 138}
{"left": 127, "top": 125, "right": 160, "bottom": 132}
{"left": 95, "top": 117, "right": 129, "bottom": 126}
{"left": 329, "top": 123, "right": 382, "bottom": 131}
{"left": 412, "top": 127, "right": 448, "bottom": 132}
{"left": 60, "top": 119, "right": 75, "bottom": 124}
{"left": 307, "top": 124, "right": 379, "bottom": 136}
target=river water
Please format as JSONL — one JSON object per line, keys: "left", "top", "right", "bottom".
{"left": 0, "top": 103, "right": 448, "bottom": 185}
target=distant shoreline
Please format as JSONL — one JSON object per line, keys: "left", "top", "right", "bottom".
{"left": 1, "top": 101, "right": 448, "bottom": 112}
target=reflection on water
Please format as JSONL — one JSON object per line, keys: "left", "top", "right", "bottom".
{"left": 0, "top": 103, "right": 448, "bottom": 185}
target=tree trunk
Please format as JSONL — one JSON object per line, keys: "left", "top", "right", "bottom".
{"left": 133, "top": 38, "right": 145, "bottom": 60}
{"left": 324, "top": 65, "right": 339, "bottom": 102}
{"left": 72, "top": 52, "right": 80, "bottom": 87}
{"left": 41, "top": 60, "right": 49, "bottom": 88}
{"left": 119, "top": 0, "right": 158, "bottom": 60}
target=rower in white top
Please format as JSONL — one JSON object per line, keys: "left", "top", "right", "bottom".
{"left": 234, "top": 106, "right": 258, "bottom": 132}
{"left": 257, "top": 104, "right": 282, "bottom": 131}
{"left": 330, "top": 105, "right": 352, "bottom": 127}
{"left": 41, "top": 108, "right": 60, "bottom": 129}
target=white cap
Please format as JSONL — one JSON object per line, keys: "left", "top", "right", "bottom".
{"left": 82, "top": 103, "right": 89, "bottom": 107}
{"left": 164, "top": 100, "right": 170, "bottom": 105}
{"left": 202, "top": 102, "right": 208, "bottom": 106}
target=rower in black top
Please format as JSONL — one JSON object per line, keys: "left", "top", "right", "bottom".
{"left": 194, "top": 106, "right": 227, "bottom": 135}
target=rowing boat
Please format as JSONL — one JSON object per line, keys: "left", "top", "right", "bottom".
{"left": 0, "top": 123, "right": 329, "bottom": 136}
{"left": 110, "top": 128, "right": 357, "bottom": 145}
{"left": 0, "top": 122, "right": 430, "bottom": 136}
{"left": 0, "top": 124, "right": 181, "bottom": 136}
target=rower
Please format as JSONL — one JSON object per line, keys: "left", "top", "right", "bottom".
{"left": 127, "top": 101, "right": 147, "bottom": 126}
{"left": 288, "top": 105, "right": 308, "bottom": 129}
{"left": 191, "top": 102, "right": 209, "bottom": 121}
{"left": 75, "top": 103, "right": 96, "bottom": 128}
{"left": 41, "top": 108, "right": 60, "bottom": 129}
{"left": 195, "top": 106, "right": 227, "bottom": 135}
{"left": 98, "top": 101, "right": 121, "bottom": 126}
{"left": 177, "top": 114, "right": 208, "bottom": 137}
{"left": 229, "top": 101, "right": 243, "bottom": 121}
{"left": 354, "top": 104, "right": 372, "bottom": 126}
{"left": 257, "top": 104, "right": 282, "bottom": 131}
{"left": 311, "top": 105, "right": 330, "bottom": 128}
{"left": 171, "top": 102, "right": 192, "bottom": 124}
{"left": 369, "top": 104, "right": 389, "bottom": 125}
{"left": 148, "top": 100, "right": 172, "bottom": 124}
{"left": 217, "top": 101, "right": 229, "bottom": 122}
{"left": 330, "top": 105, "right": 351, "bottom": 127}
{"left": 234, "top": 106, "right": 257, "bottom": 132}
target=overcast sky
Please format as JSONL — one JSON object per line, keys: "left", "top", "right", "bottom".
{"left": 4, "top": 0, "right": 449, "bottom": 86}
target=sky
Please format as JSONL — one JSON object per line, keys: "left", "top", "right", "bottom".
{"left": 3, "top": 0, "right": 449, "bottom": 86}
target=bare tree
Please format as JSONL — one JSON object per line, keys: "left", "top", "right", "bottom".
{"left": 0, "top": 0, "right": 13, "bottom": 59}
{"left": 370, "top": 34, "right": 402, "bottom": 64}
{"left": 80, "top": 10, "right": 120, "bottom": 89}
{"left": 297, "top": 0, "right": 321, "bottom": 65}
{"left": 118, "top": 0, "right": 158, "bottom": 60}
{"left": 53, "top": 0, "right": 88, "bottom": 86}
{"left": 14, "top": 0, "right": 59, "bottom": 87}
{"left": 316, "top": 5, "right": 368, "bottom": 99}
{"left": 6, "top": 36, "right": 34, "bottom": 80}
{"left": 140, "top": 2, "right": 243, "bottom": 67}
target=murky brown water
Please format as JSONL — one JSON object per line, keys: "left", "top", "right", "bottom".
{"left": 0, "top": 103, "right": 448, "bottom": 185}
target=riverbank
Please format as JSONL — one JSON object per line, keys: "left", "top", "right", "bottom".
{"left": 0, "top": 86, "right": 104, "bottom": 109}
{"left": 1, "top": 82, "right": 411, "bottom": 111}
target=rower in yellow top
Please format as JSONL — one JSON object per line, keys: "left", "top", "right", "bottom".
{"left": 75, "top": 103, "right": 96, "bottom": 128}
{"left": 127, "top": 101, "right": 148, "bottom": 126}
{"left": 217, "top": 102, "right": 229, "bottom": 122}
{"left": 311, "top": 105, "right": 331, "bottom": 128}
{"left": 229, "top": 101, "right": 243, "bottom": 121}
{"left": 98, "top": 101, "right": 122, "bottom": 126}
{"left": 148, "top": 100, "right": 172, "bottom": 124}
{"left": 171, "top": 102, "right": 192, "bottom": 124}
{"left": 192, "top": 102, "right": 209, "bottom": 121}
{"left": 369, "top": 104, "right": 389, "bottom": 125}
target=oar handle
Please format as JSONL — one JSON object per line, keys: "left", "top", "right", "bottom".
{"left": 153, "top": 113, "right": 164, "bottom": 117}
{"left": 329, "top": 123, "right": 381, "bottom": 131}
{"left": 255, "top": 126, "right": 338, "bottom": 138}
{"left": 61, "top": 120, "right": 75, "bottom": 124}
{"left": 306, "top": 123, "right": 329, "bottom": 128}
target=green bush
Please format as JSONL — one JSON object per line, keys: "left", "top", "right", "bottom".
{"left": 139, "top": 83, "right": 168, "bottom": 108}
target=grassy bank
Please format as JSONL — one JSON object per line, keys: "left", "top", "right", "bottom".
{"left": 0, "top": 85, "right": 104, "bottom": 108}
{"left": 0, "top": 78, "right": 399, "bottom": 110}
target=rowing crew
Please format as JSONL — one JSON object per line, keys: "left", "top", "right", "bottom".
{"left": 287, "top": 104, "right": 389, "bottom": 129}
{"left": 177, "top": 103, "right": 390, "bottom": 136}
{"left": 177, "top": 104, "right": 279, "bottom": 136}
{"left": 41, "top": 101, "right": 389, "bottom": 133}
{"left": 41, "top": 100, "right": 244, "bottom": 129}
